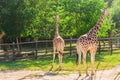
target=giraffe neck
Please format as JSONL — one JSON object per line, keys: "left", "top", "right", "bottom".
{"left": 55, "top": 21, "right": 59, "bottom": 37}
{"left": 87, "top": 11, "right": 105, "bottom": 37}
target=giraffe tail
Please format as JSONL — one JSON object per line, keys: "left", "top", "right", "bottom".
{"left": 57, "top": 38, "right": 64, "bottom": 54}
{"left": 58, "top": 42, "right": 63, "bottom": 54}
{"left": 76, "top": 53, "right": 79, "bottom": 65}
{"left": 76, "top": 46, "right": 81, "bottom": 65}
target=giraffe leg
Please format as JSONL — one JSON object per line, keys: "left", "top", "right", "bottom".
{"left": 90, "top": 48, "right": 97, "bottom": 80}
{"left": 77, "top": 52, "right": 81, "bottom": 76}
{"left": 91, "top": 53, "right": 96, "bottom": 80}
{"left": 60, "top": 52, "right": 63, "bottom": 70}
{"left": 90, "top": 49, "right": 96, "bottom": 75}
{"left": 58, "top": 51, "right": 63, "bottom": 70}
{"left": 83, "top": 52, "right": 88, "bottom": 76}
{"left": 50, "top": 47, "right": 56, "bottom": 71}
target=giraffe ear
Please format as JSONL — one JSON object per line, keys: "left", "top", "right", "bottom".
{"left": 54, "top": 15, "right": 55, "bottom": 19}
{"left": 100, "top": 9, "right": 109, "bottom": 16}
{"left": 100, "top": 9, "right": 104, "bottom": 13}
{"left": 55, "top": 15, "right": 59, "bottom": 22}
{"left": 104, "top": 9, "right": 109, "bottom": 16}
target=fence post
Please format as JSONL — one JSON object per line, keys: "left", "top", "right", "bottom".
{"left": 110, "top": 38, "right": 113, "bottom": 55}
{"left": 118, "top": 39, "right": 120, "bottom": 49}
{"left": 35, "top": 40, "right": 38, "bottom": 59}
{"left": 98, "top": 40, "right": 101, "bottom": 54}
{"left": 70, "top": 37, "right": 72, "bottom": 56}
{"left": 3, "top": 45, "right": 9, "bottom": 61}
{"left": 45, "top": 40, "right": 48, "bottom": 54}
{"left": 12, "top": 42, "right": 15, "bottom": 61}
{"left": 107, "top": 29, "right": 112, "bottom": 55}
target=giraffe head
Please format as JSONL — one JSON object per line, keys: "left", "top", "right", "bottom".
{"left": 55, "top": 15, "right": 59, "bottom": 23}
{"left": 103, "top": 9, "right": 109, "bottom": 16}
{"left": 101, "top": 8, "right": 109, "bottom": 16}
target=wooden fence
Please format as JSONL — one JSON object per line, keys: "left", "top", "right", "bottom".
{"left": 0, "top": 37, "right": 120, "bottom": 61}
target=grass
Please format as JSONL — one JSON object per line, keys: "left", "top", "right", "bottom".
{"left": 0, "top": 50, "right": 119, "bottom": 73}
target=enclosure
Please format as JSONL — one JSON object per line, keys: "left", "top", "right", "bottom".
{"left": 0, "top": 37, "right": 120, "bottom": 80}
{"left": 0, "top": 0, "right": 120, "bottom": 80}
{"left": 0, "top": 37, "right": 120, "bottom": 61}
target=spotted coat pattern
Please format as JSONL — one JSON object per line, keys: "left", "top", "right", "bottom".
{"left": 76, "top": 9, "right": 108, "bottom": 54}
{"left": 76, "top": 9, "right": 109, "bottom": 76}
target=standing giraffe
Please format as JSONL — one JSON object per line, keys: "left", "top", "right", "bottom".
{"left": 76, "top": 9, "right": 109, "bottom": 76}
{"left": 51, "top": 15, "right": 65, "bottom": 70}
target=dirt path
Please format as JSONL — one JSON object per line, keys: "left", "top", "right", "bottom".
{"left": 0, "top": 65, "right": 120, "bottom": 80}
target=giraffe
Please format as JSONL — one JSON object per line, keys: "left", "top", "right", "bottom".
{"left": 76, "top": 9, "right": 109, "bottom": 76}
{"left": 51, "top": 14, "right": 65, "bottom": 70}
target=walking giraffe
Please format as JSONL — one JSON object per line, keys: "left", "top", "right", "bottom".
{"left": 50, "top": 15, "right": 65, "bottom": 70}
{"left": 76, "top": 9, "right": 109, "bottom": 76}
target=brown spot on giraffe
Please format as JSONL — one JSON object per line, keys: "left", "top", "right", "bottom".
{"left": 76, "top": 9, "right": 109, "bottom": 76}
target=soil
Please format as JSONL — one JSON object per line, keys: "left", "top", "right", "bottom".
{"left": 0, "top": 65, "right": 120, "bottom": 80}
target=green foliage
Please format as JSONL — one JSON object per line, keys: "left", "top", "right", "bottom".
{"left": 0, "top": 0, "right": 113, "bottom": 41}
{"left": 0, "top": 0, "right": 24, "bottom": 39}
{"left": 109, "top": 0, "right": 120, "bottom": 29}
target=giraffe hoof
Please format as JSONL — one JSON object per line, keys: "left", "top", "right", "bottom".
{"left": 49, "top": 68, "right": 52, "bottom": 71}
{"left": 78, "top": 70, "right": 81, "bottom": 76}
{"left": 58, "top": 65, "right": 62, "bottom": 70}
{"left": 49, "top": 65, "right": 53, "bottom": 71}
{"left": 91, "top": 73, "right": 94, "bottom": 76}
{"left": 59, "top": 69, "right": 62, "bottom": 71}
{"left": 78, "top": 72, "right": 81, "bottom": 76}
{"left": 91, "top": 70, "right": 95, "bottom": 76}
{"left": 79, "top": 73, "right": 81, "bottom": 76}
{"left": 59, "top": 67, "right": 62, "bottom": 71}
{"left": 86, "top": 73, "right": 89, "bottom": 76}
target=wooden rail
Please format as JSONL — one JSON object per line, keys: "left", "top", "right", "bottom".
{"left": 0, "top": 37, "right": 120, "bottom": 61}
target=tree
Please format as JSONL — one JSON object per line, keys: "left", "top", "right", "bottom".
{"left": 110, "top": 0, "right": 120, "bottom": 29}
{"left": 60, "top": 0, "right": 110, "bottom": 38}
{"left": 0, "top": 0, "right": 113, "bottom": 42}
{"left": 0, "top": 0, "right": 26, "bottom": 41}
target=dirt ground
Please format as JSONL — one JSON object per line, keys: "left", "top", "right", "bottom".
{"left": 0, "top": 65, "right": 120, "bottom": 80}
